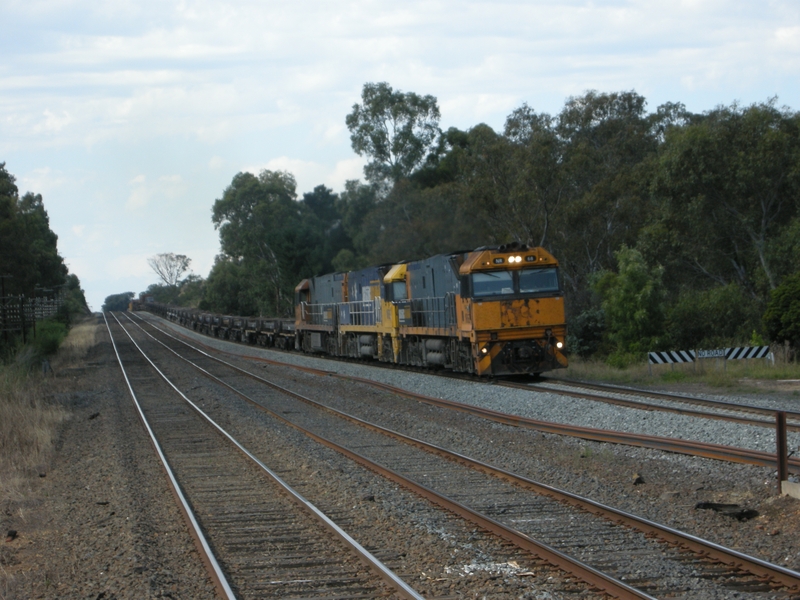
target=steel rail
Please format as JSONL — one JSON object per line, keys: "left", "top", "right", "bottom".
{"left": 124, "top": 312, "right": 656, "bottom": 599}
{"left": 356, "top": 376, "right": 800, "bottom": 472}
{"left": 134, "top": 312, "right": 800, "bottom": 474}
{"left": 130, "top": 313, "right": 800, "bottom": 595}
{"left": 111, "top": 313, "right": 423, "bottom": 600}
{"left": 549, "top": 377, "right": 800, "bottom": 420}
{"left": 525, "top": 378, "right": 800, "bottom": 431}
{"left": 103, "top": 313, "right": 237, "bottom": 600}
{"left": 127, "top": 313, "right": 800, "bottom": 593}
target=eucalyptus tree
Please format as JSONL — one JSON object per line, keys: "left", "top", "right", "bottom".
{"left": 648, "top": 99, "right": 800, "bottom": 297}
{"left": 147, "top": 253, "right": 191, "bottom": 287}
{"left": 554, "top": 90, "right": 658, "bottom": 305}
{"left": 0, "top": 164, "right": 68, "bottom": 297}
{"left": 210, "top": 170, "right": 323, "bottom": 316}
{"left": 346, "top": 82, "right": 441, "bottom": 188}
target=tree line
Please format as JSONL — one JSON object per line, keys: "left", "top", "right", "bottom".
{"left": 0, "top": 163, "right": 88, "bottom": 360}
{"left": 132, "top": 83, "right": 800, "bottom": 363}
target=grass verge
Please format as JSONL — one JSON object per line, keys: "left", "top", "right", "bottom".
{"left": 0, "top": 316, "right": 97, "bottom": 503}
{"left": 563, "top": 354, "right": 800, "bottom": 395}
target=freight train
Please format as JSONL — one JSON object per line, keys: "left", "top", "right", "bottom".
{"left": 136, "top": 242, "right": 568, "bottom": 377}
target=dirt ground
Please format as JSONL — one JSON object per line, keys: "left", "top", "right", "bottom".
{"left": 2, "top": 318, "right": 799, "bottom": 598}
{"left": 0, "top": 320, "right": 215, "bottom": 599}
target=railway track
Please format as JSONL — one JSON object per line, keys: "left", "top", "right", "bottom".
{"left": 142, "top": 310, "right": 800, "bottom": 475}
{"left": 520, "top": 378, "right": 800, "bottom": 432}
{"left": 126, "top": 311, "right": 800, "bottom": 598}
{"left": 105, "top": 313, "right": 423, "bottom": 599}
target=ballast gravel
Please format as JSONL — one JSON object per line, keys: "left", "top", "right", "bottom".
{"left": 3, "top": 312, "right": 799, "bottom": 599}
{"left": 155, "top": 316, "right": 800, "bottom": 456}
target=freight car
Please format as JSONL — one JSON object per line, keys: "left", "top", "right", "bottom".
{"left": 296, "top": 242, "right": 567, "bottom": 376}
{"left": 137, "top": 303, "right": 297, "bottom": 350}
{"left": 134, "top": 242, "right": 567, "bottom": 377}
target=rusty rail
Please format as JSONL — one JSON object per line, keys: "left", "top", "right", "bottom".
{"left": 129, "top": 311, "right": 800, "bottom": 596}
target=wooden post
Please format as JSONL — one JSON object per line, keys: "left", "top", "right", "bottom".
{"left": 19, "top": 296, "right": 26, "bottom": 345}
{"left": 776, "top": 411, "right": 788, "bottom": 495}
{"left": 1, "top": 276, "right": 7, "bottom": 345}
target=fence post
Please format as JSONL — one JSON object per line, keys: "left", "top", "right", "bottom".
{"left": 1, "top": 276, "right": 8, "bottom": 345}
{"left": 19, "top": 295, "right": 26, "bottom": 345}
{"left": 776, "top": 411, "right": 788, "bottom": 495}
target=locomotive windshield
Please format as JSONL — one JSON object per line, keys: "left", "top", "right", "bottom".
{"left": 470, "top": 267, "right": 560, "bottom": 298}
{"left": 472, "top": 271, "right": 514, "bottom": 297}
{"left": 519, "top": 267, "right": 559, "bottom": 293}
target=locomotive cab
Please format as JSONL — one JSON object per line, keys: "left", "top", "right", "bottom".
{"left": 458, "top": 244, "right": 567, "bottom": 376}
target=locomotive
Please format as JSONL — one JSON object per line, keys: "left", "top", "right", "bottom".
{"left": 295, "top": 242, "right": 567, "bottom": 376}
{"left": 137, "top": 243, "right": 567, "bottom": 377}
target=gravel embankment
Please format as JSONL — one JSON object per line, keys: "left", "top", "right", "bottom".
{"left": 148, "top": 314, "right": 800, "bottom": 458}
{"left": 186, "top": 328, "right": 800, "bottom": 580}
{"left": 1, "top": 320, "right": 217, "bottom": 599}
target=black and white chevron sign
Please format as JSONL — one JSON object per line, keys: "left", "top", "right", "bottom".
{"left": 725, "top": 346, "right": 771, "bottom": 360}
{"left": 648, "top": 350, "right": 695, "bottom": 364}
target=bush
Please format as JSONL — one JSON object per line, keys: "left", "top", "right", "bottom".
{"left": 34, "top": 319, "right": 68, "bottom": 356}
{"left": 593, "top": 246, "right": 666, "bottom": 355}
{"left": 764, "top": 273, "right": 800, "bottom": 348}
{"left": 606, "top": 350, "right": 643, "bottom": 369}
{"left": 567, "top": 307, "right": 606, "bottom": 358}
{"left": 666, "top": 284, "right": 761, "bottom": 350}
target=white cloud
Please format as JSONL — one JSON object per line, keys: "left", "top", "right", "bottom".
{"left": 32, "top": 109, "right": 74, "bottom": 134}
{"left": 126, "top": 186, "right": 149, "bottom": 210}
{"left": 326, "top": 158, "right": 366, "bottom": 190}
{"left": 126, "top": 173, "right": 186, "bottom": 210}
{"left": 243, "top": 156, "right": 366, "bottom": 196}
{"left": 3, "top": 0, "right": 799, "bottom": 312}
{"left": 18, "top": 167, "right": 70, "bottom": 196}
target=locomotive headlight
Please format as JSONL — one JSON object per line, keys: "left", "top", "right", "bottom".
{"left": 481, "top": 347, "right": 488, "bottom": 354}
{"left": 556, "top": 341, "right": 563, "bottom": 349}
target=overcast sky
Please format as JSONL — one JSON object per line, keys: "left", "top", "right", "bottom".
{"left": 2, "top": 0, "right": 798, "bottom": 310}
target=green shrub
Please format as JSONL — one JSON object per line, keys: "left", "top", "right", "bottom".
{"left": 764, "top": 273, "right": 800, "bottom": 348}
{"left": 666, "top": 284, "right": 761, "bottom": 350}
{"left": 567, "top": 307, "right": 606, "bottom": 358}
{"left": 34, "top": 320, "right": 68, "bottom": 356}
{"left": 606, "top": 350, "right": 643, "bottom": 369}
{"left": 593, "top": 246, "right": 666, "bottom": 355}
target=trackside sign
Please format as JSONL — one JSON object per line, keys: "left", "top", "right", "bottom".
{"left": 697, "top": 349, "right": 727, "bottom": 358}
{"left": 649, "top": 346, "right": 772, "bottom": 364}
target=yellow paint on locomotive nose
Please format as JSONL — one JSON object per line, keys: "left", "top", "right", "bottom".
{"left": 472, "top": 301, "right": 500, "bottom": 330}
{"left": 472, "top": 297, "right": 564, "bottom": 330}
{"left": 500, "top": 298, "right": 564, "bottom": 328}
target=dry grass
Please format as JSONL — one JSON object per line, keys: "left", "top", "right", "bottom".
{"left": 0, "top": 368, "right": 67, "bottom": 502}
{"left": 0, "top": 316, "right": 97, "bottom": 503}
{"left": 50, "top": 317, "right": 98, "bottom": 369}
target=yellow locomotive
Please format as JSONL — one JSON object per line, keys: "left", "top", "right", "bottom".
{"left": 296, "top": 242, "right": 567, "bottom": 376}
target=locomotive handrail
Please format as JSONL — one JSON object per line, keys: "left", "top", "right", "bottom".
{"left": 339, "top": 298, "right": 382, "bottom": 326}
{"left": 394, "top": 292, "right": 456, "bottom": 329}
